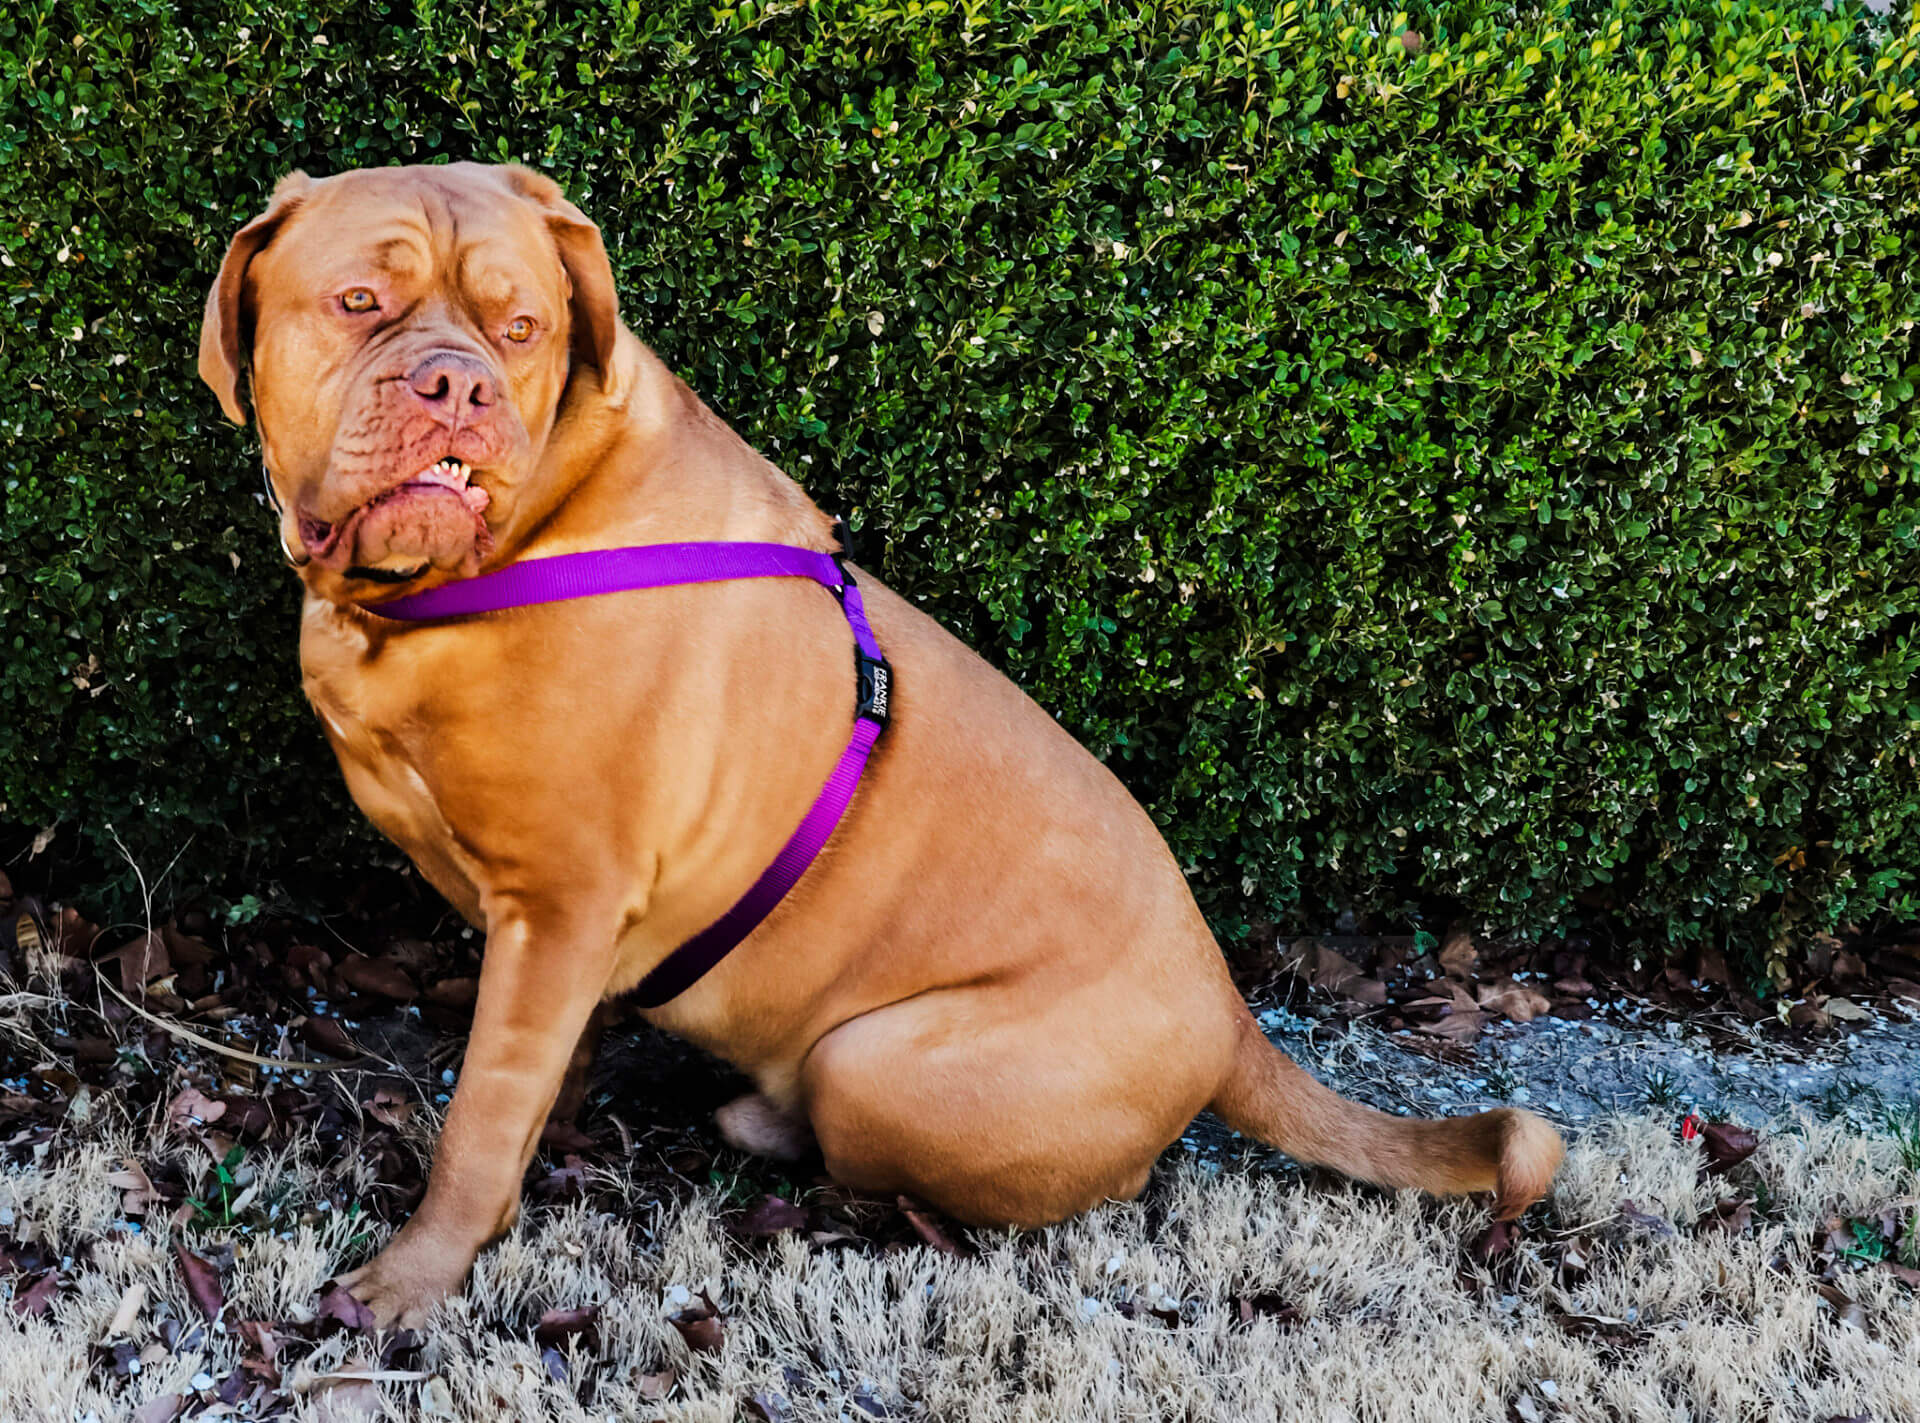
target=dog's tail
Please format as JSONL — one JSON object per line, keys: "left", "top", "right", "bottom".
{"left": 1209, "top": 1012, "right": 1563, "bottom": 1218}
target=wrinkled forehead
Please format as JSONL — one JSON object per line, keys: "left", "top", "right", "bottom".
{"left": 259, "top": 167, "right": 563, "bottom": 307}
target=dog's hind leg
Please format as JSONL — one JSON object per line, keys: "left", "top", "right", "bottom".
{"left": 548, "top": 1004, "right": 610, "bottom": 1127}
{"left": 716, "top": 1092, "right": 815, "bottom": 1161}
{"left": 1208, "top": 1010, "right": 1564, "bottom": 1219}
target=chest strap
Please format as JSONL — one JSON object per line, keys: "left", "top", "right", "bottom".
{"left": 360, "top": 538, "right": 892, "bottom": 1009}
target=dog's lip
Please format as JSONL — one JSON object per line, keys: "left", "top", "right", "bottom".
{"left": 301, "top": 459, "right": 492, "bottom": 561}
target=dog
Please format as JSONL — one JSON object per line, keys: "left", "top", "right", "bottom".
{"left": 198, "top": 162, "right": 1562, "bottom": 1326}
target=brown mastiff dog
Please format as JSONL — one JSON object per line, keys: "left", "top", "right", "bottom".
{"left": 199, "top": 162, "right": 1563, "bottom": 1326}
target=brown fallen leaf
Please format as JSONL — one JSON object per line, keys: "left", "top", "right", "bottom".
{"left": 1471, "top": 1218, "right": 1521, "bottom": 1265}
{"left": 538, "top": 1120, "right": 596, "bottom": 1154}
{"left": 1233, "top": 1292, "right": 1302, "bottom": 1328}
{"left": 634, "top": 1367, "right": 678, "bottom": 1400}
{"left": 1476, "top": 977, "right": 1552, "bottom": 1023}
{"left": 1694, "top": 942, "right": 1731, "bottom": 987}
{"left": 102, "top": 931, "right": 172, "bottom": 995}
{"left": 422, "top": 977, "right": 479, "bottom": 1011}
{"left": 670, "top": 1291, "right": 724, "bottom": 1354}
{"left": 747, "top": 1391, "right": 795, "bottom": 1422}
{"left": 1617, "top": 1200, "right": 1675, "bottom": 1237}
{"left": 1823, "top": 996, "right": 1871, "bottom": 1023}
{"left": 1889, "top": 977, "right": 1920, "bottom": 1004}
{"left": 1438, "top": 927, "right": 1478, "bottom": 980}
{"left": 1557, "top": 1237, "right": 1592, "bottom": 1288}
{"left": 166, "top": 1087, "right": 227, "bottom": 1134}
{"left": 531, "top": 1154, "right": 588, "bottom": 1202}
{"left": 309, "top": 1375, "right": 381, "bottom": 1423}
{"left": 105, "top": 1280, "right": 148, "bottom": 1337}
{"left": 1814, "top": 1282, "right": 1867, "bottom": 1330}
{"left": 237, "top": 1319, "right": 282, "bottom": 1385}
{"left": 301, "top": 1015, "right": 358, "bottom": 1059}
{"left": 533, "top": 1303, "right": 600, "bottom": 1349}
{"left": 739, "top": 1195, "right": 809, "bottom": 1237}
{"left": 1700, "top": 1198, "right": 1753, "bottom": 1236}
{"left": 131, "top": 1396, "right": 184, "bottom": 1423}
{"left": 338, "top": 955, "right": 417, "bottom": 1000}
{"left": 175, "top": 1243, "right": 224, "bottom": 1322}
{"left": 12, "top": 1269, "right": 60, "bottom": 1318}
{"left": 315, "top": 1280, "right": 376, "bottom": 1333}
{"left": 1701, "top": 1122, "right": 1760, "bottom": 1176}
{"left": 362, "top": 1088, "right": 415, "bottom": 1130}
{"left": 1883, "top": 1260, "right": 1920, "bottom": 1289}
{"left": 1409, "top": 983, "right": 1487, "bottom": 1044}
{"left": 897, "top": 1196, "right": 965, "bottom": 1256}
{"left": 107, "top": 1158, "right": 164, "bottom": 1217}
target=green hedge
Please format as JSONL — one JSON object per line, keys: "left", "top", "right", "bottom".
{"left": 4, "top": 0, "right": 1918, "bottom": 963}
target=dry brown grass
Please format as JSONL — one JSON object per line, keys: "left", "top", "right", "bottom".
{"left": 2, "top": 1103, "right": 1916, "bottom": 1422}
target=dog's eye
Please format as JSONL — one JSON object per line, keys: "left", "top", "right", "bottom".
{"left": 340, "top": 288, "right": 378, "bottom": 314}
{"left": 504, "top": 316, "right": 536, "bottom": 343}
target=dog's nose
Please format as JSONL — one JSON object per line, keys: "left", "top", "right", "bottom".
{"left": 407, "top": 352, "right": 496, "bottom": 414}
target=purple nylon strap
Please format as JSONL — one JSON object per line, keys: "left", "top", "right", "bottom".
{"left": 361, "top": 541, "right": 890, "bottom": 1008}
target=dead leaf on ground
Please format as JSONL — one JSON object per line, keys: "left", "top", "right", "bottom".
{"left": 12, "top": 1269, "right": 60, "bottom": 1318}
{"left": 1234, "top": 1292, "right": 1302, "bottom": 1328}
{"left": 533, "top": 1303, "right": 600, "bottom": 1348}
{"left": 634, "top": 1367, "right": 678, "bottom": 1400}
{"left": 1701, "top": 1122, "right": 1760, "bottom": 1176}
{"left": 338, "top": 955, "right": 417, "bottom": 1000}
{"left": 237, "top": 1319, "right": 282, "bottom": 1384}
{"left": 105, "top": 1280, "right": 148, "bottom": 1337}
{"left": 1476, "top": 977, "right": 1552, "bottom": 1023}
{"left": 739, "top": 1195, "right": 810, "bottom": 1237}
{"left": 1438, "top": 927, "right": 1478, "bottom": 980}
{"left": 532, "top": 1154, "right": 588, "bottom": 1202}
{"left": 362, "top": 1088, "right": 414, "bottom": 1130}
{"left": 1282, "top": 940, "right": 1386, "bottom": 1005}
{"left": 1823, "top": 996, "right": 1871, "bottom": 1023}
{"left": 107, "top": 1158, "right": 164, "bottom": 1217}
{"left": 309, "top": 1375, "right": 381, "bottom": 1423}
{"left": 1814, "top": 1282, "right": 1867, "bottom": 1330}
{"left": 539, "top": 1120, "right": 596, "bottom": 1154}
{"left": 101, "top": 931, "right": 172, "bottom": 995}
{"left": 315, "top": 1281, "right": 376, "bottom": 1333}
{"left": 1409, "top": 981, "right": 1487, "bottom": 1044}
{"left": 747, "top": 1390, "right": 795, "bottom": 1422}
{"left": 166, "top": 1087, "right": 227, "bottom": 1134}
{"left": 670, "top": 1291, "right": 725, "bottom": 1354}
{"left": 1471, "top": 1218, "right": 1521, "bottom": 1265}
{"left": 130, "top": 1396, "right": 184, "bottom": 1423}
{"left": 897, "top": 1196, "right": 965, "bottom": 1256}
{"left": 175, "top": 1244, "right": 223, "bottom": 1322}
{"left": 300, "top": 1016, "right": 358, "bottom": 1059}
{"left": 1694, "top": 942, "right": 1731, "bottom": 987}
{"left": 1700, "top": 1198, "right": 1753, "bottom": 1236}
{"left": 1617, "top": 1200, "right": 1675, "bottom": 1237}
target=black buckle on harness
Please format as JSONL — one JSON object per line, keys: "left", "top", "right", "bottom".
{"left": 855, "top": 648, "right": 892, "bottom": 726}
{"left": 830, "top": 515, "right": 890, "bottom": 725}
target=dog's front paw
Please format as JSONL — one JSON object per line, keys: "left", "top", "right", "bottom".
{"left": 333, "top": 1229, "right": 477, "bottom": 1328}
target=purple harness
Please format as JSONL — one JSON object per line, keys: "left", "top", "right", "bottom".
{"left": 361, "top": 533, "right": 892, "bottom": 1008}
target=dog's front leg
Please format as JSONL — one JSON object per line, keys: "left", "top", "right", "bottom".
{"left": 336, "top": 895, "right": 616, "bottom": 1327}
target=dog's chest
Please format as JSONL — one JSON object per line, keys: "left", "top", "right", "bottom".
{"left": 304, "top": 659, "right": 488, "bottom": 922}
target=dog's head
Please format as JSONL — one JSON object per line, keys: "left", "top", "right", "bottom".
{"left": 198, "top": 162, "right": 623, "bottom": 600}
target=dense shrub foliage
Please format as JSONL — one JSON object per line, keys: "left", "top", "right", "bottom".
{"left": 3, "top": 0, "right": 1918, "bottom": 960}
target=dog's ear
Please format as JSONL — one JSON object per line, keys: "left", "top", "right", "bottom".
{"left": 502, "top": 164, "right": 623, "bottom": 401}
{"left": 198, "top": 171, "right": 313, "bottom": 424}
